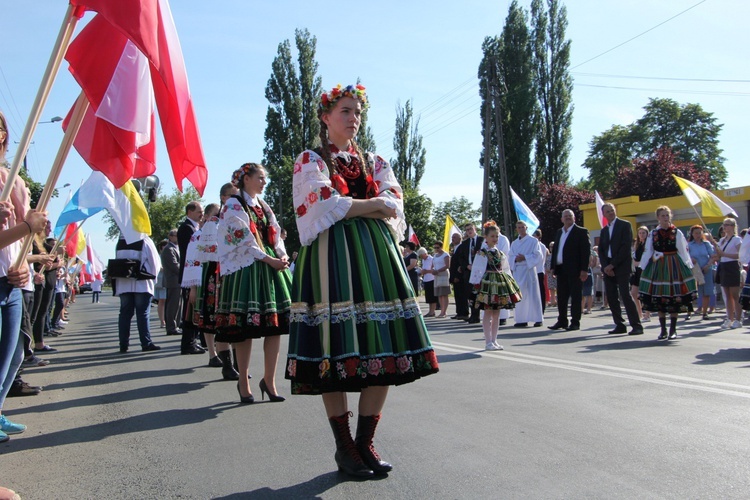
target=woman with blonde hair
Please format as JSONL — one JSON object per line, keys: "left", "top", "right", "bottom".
{"left": 638, "top": 206, "right": 696, "bottom": 340}
{"left": 710, "top": 217, "right": 742, "bottom": 328}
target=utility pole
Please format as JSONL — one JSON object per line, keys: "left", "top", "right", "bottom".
{"left": 481, "top": 78, "right": 492, "bottom": 226}
{"left": 488, "top": 56, "right": 513, "bottom": 237}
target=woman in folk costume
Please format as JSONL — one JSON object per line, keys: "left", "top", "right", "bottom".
{"left": 215, "top": 163, "right": 292, "bottom": 404}
{"left": 182, "top": 200, "right": 239, "bottom": 381}
{"left": 469, "top": 221, "right": 522, "bottom": 351}
{"left": 638, "top": 206, "right": 696, "bottom": 340}
{"left": 509, "top": 220, "right": 544, "bottom": 327}
{"left": 286, "top": 84, "right": 439, "bottom": 478}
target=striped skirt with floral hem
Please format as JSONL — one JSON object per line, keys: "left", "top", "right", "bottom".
{"left": 286, "top": 217, "right": 439, "bottom": 395}
{"left": 193, "top": 261, "right": 219, "bottom": 333}
{"left": 638, "top": 253, "right": 696, "bottom": 313}
{"left": 214, "top": 246, "right": 292, "bottom": 342}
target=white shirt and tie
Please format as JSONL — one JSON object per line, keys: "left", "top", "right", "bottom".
{"left": 557, "top": 226, "right": 573, "bottom": 265}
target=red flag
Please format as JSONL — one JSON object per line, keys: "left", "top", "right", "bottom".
{"left": 407, "top": 224, "right": 420, "bottom": 247}
{"left": 69, "top": 0, "right": 207, "bottom": 195}
{"left": 595, "top": 191, "right": 608, "bottom": 229}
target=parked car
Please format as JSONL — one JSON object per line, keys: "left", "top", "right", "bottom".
{"left": 79, "top": 283, "right": 92, "bottom": 293}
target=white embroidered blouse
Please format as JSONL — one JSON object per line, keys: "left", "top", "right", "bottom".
{"left": 292, "top": 148, "right": 406, "bottom": 246}
{"left": 217, "top": 192, "right": 287, "bottom": 276}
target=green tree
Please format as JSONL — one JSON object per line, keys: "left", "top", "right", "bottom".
{"left": 478, "top": 0, "right": 537, "bottom": 226}
{"left": 18, "top": 169, "right": 48, "bottom": 209}
{"left": 581, "top": 124, "right": 633, "bottom": 193}
{"left": 401, "top": 185, "right": 438, "bottom": 247}
{"left": 390, "top": 100, "right": 426, "bottom": 190}
{"left": 104, "top": 186, "right": 202, "bottom": 243}
{"left": 263, "top": 28, "right": 323, "bottom": 250}
{"left": 631, "top": 98, "right": 726, "bottom": 186}
{"left": 583, "top": 98, "right": 726, "bottom": 193}
{"left": 531, "top": 0, "right": 573, "bottom": 185}
{"left": 355, "top": 78, "right": 376, "bottom": 153}
{"left": 432, "top": 196, "right": 482, "bottom": 230}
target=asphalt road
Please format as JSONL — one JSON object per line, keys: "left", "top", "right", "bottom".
{"left": 4, "top": 294, "right": 750, "bottom": 499}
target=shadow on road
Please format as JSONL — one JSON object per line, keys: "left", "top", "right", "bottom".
{"left": 437, "top": 352, "right": 482, "bottom": 363}
{"left": 1, "top": 403, "right": 231, "bottom": 454}
{"left": 694, "top": 348, "right": 750, "bottom": 366}
{"left": 213, "top": 471, "right": 387, "bottom": 499}
{"left": 10, "top": 381, "right": 209, "bottom": 416}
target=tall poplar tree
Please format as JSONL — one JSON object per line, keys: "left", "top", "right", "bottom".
{"left": 262, "top": 29, "right": 322, "bottom": 250}
{"left": 531, "top": 0, "right": 573, "bottom": 185}
{"left": 478, "top": 0, "right": 537, "bottom": 227}
{"left": 390, "top": 100, "right": 426, "bottom": 190}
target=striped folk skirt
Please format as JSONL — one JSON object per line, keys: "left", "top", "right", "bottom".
{"left": 638, "top": 252, "right": 696, "bottom": 313}
{"left": 193, "top": 261, "right": 219, "bottom": 333}
{"left": 286, "top": 217, "right": 439, "bottom": 395}
{"left": 214, "top": 246, "right": 292, "bottom": 342}
{"left": 475, "top": 271, "right": 522, "bottom": 310}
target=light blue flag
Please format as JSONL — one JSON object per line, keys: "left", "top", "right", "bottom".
{"left": 54, "top": 188, "right": 105, "bottom": 236}
{"left": 510, "top": 187, "right": 540, "bottom": 234}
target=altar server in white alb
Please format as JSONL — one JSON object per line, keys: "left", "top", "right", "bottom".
{"left": 509, "top": 220, "right": 544, "bottom": 327}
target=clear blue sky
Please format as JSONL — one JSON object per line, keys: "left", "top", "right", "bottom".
{"left": 2, "top": 0, "right": 748, "bottom": 260}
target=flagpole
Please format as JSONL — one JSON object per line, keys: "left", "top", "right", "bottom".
{"left": 40, "top": 219, "right": 88, "bottom": 274}
{"left": 689, "top": 204, "right": 710, "bottom": 233}
{"left": 1, "top": 4, "right": 84, "bottom": 202}
{"left": 13, "top": 92, "right": 90, "bottom": 269}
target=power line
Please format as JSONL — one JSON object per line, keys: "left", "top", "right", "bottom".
{"left": 571, "top": 0, "right": 708, "bottom": 70}
{"left": 573, "top": 72, "right": 750, "bottom": 84}
{"left": 575, "top": 82, "right": 750, "bottom": 97}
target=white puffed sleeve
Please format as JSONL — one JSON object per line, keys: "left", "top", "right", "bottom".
{"left": 293, "top": 150, "right": 352, "bottom": 246}
{"left": 181, "top": 230, "right": 203, "bottom": 287}
{"left": 217, "top": 197, "right": 268, "bottom": 276}
{"left": 639, "top": 231, "right": 655, "bottom": 270}
{"left": 469, "top": 247, "right": 488, "bottom": 285}
{"left": 676, "top": 229, "right": 693, "bottom": 268}
{"left": 368, "top": 152, "right": 406, "bottom": 241}
{"left": 739, "top": 234, "right": 750, "bottom": 265}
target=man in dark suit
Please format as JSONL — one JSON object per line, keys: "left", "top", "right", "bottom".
{"left": 455, "top": 223, "right": 484, "bottom": 324}
{"left": 177, "top": 201, "right": 204, "bottom": 354}
{"left": 549, "top": 209, "right": 591, "bottom": 331}
{"left": 449, "top": 232, "right": 469, "bottom": 319}
{"left": 160, "top": 229, "right": 182, "bottom": 336}
{"left": 598, "top": 203, "right": 643, "bottom": 335}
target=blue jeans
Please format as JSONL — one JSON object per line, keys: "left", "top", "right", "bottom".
{"left": 118, "top": 292, "right": 154, "bottom": 349}
{"left": 0, "top": 280, "right": 24, "bottom": 410}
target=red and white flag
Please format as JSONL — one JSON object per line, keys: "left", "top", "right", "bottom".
{"left": 595, "top": 190, "right": 608, "bottom": 229}
{"left": 64, "top": 14, "right": 156, "bottom": 189}
{"left": 86, "top": 236, "right": 104, "bottom": 280}
{"left": 67, "top": 0, "right": 207, "bottom": 195}
{"left": 407, "top": 224, "right": 420, "bottom": 247}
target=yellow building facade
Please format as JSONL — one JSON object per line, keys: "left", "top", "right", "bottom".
{"left": 579, "top": 185, "right": 750, "bottom": 242}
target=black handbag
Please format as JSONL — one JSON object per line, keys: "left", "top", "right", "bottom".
{"left": 107, "top": 259, "right": 156, "bottom": 280}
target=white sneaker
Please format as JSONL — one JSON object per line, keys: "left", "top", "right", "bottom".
{"left": 57, "top": 320, "right": 68, "bottom": 325}
{"left": 493, "top": 342, "right": 504, "bottom": 351}
{"left": 731, "top": 320, "right": 742, "bottom": 329}
{"left": 721, "top": 319, "right": 731, "bottom": 329}
{"left": 485, "top": 343, "right": 498, "bottom": 351}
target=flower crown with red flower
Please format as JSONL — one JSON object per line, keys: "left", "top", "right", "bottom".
{"left": 319, "top": 84, "right": 368, "bottom": 113}
{"left": 231, "top": 162, "right": 263, "bottom": 186}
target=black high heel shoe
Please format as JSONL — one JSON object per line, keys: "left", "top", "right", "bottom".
{"left": 236, "top": 382, "right": 254, "bottom": 404}
{"left": 259, "top": 379, "right": 285, "bottom": 402}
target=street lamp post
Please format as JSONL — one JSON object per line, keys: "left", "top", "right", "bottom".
{"left": 22, "top": 116, "right": 63, "bottom": 171}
